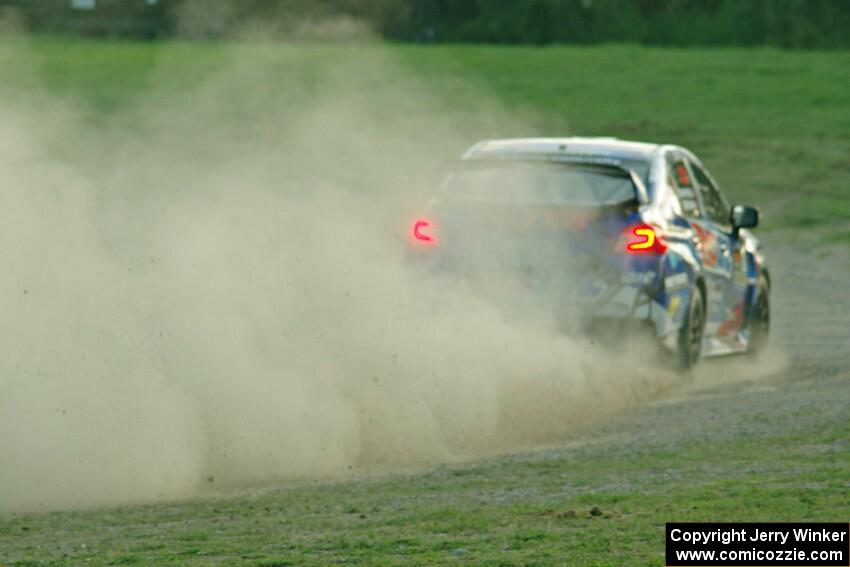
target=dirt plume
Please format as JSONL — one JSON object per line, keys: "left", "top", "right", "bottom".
{"left": 0, "top": 37, "right": 685, "bottom": 514}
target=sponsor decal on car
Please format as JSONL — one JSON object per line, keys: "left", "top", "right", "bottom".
{"left": 667, "top": 295, "right": 681, "bottom": 318}
{"left": 693, "top": 223, "right": 719, "bottom": 267}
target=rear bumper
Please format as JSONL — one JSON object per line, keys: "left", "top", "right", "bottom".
{"left": 415, "top": 255, "right": 681, "bottom": 352}
{"left": 573, "top": 281, "right": 680, "bottom": 353}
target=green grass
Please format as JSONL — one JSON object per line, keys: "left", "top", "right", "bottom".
{"left": 825, "top": 228, "right": 850, "bottom": 245}
{"left": 396, "top": 44, "right": 850, "bottom": 230}
{"left": 4, "top": 38, "right": 849, "bottom": 230}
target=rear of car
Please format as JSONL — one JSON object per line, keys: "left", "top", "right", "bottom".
{"left": 410, "top": 137, "right": 768, "bottom": 370}
{"left": 413, "top": 142, "right": 665, "bottom": 333}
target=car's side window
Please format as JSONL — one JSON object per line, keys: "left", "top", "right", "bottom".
{"left": 666, "top": 156, "right": 701, "bottom": 218}
{"left": 690, "top": 162, "right": 730, "bottom": 226}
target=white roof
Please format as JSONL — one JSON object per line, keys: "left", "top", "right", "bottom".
{"left": 464, "top": 137, "right": 661, "bottom": 162}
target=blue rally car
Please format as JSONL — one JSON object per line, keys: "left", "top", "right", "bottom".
{"left": 411, "top": 138, "right": 770, "bottom": 370}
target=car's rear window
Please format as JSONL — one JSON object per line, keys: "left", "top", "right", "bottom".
{"left": 442, "top": 163, "right": 638, "bottom": 207}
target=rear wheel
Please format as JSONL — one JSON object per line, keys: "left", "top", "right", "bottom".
{"left": 747, "top": 275, "right": 770, "bottom": 355}
{"left": 676, "top": 285, "right": 705, "bottom": 372}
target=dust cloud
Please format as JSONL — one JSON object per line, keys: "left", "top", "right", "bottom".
{"left": 0, "top": 35, "right": 677, "bottom": 514}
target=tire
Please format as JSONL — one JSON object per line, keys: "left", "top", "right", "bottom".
{"left": 676, "top": 285, "right": 705, "bottom": 372}
{"left": 747, "top": 275, "right": 770, "bottom": 355}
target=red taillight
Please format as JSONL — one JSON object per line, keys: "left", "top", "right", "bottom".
{"left": 624, "top": 223, "right": 667, "bottom": 255}
{"left": 412, "top": 219, "right": 436, "bottom": 244}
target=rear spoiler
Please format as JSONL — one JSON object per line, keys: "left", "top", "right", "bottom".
{"left": 437, "top": 155, "right": 650, "bottom": 205}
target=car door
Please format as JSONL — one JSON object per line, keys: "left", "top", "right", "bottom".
{"left": 687, "top": 159, "right": 748, "bottom": 350}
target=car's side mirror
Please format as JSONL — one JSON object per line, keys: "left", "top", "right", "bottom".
{"left": 731, "top": 205, "right": 759, "bottom": 231}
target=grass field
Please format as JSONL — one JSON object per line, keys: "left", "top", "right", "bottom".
{"left": 7, "top": 38, "right": 850, "bottom": 229}
{"left": 1, "top": 38, "right": 849, "bottom": 566}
